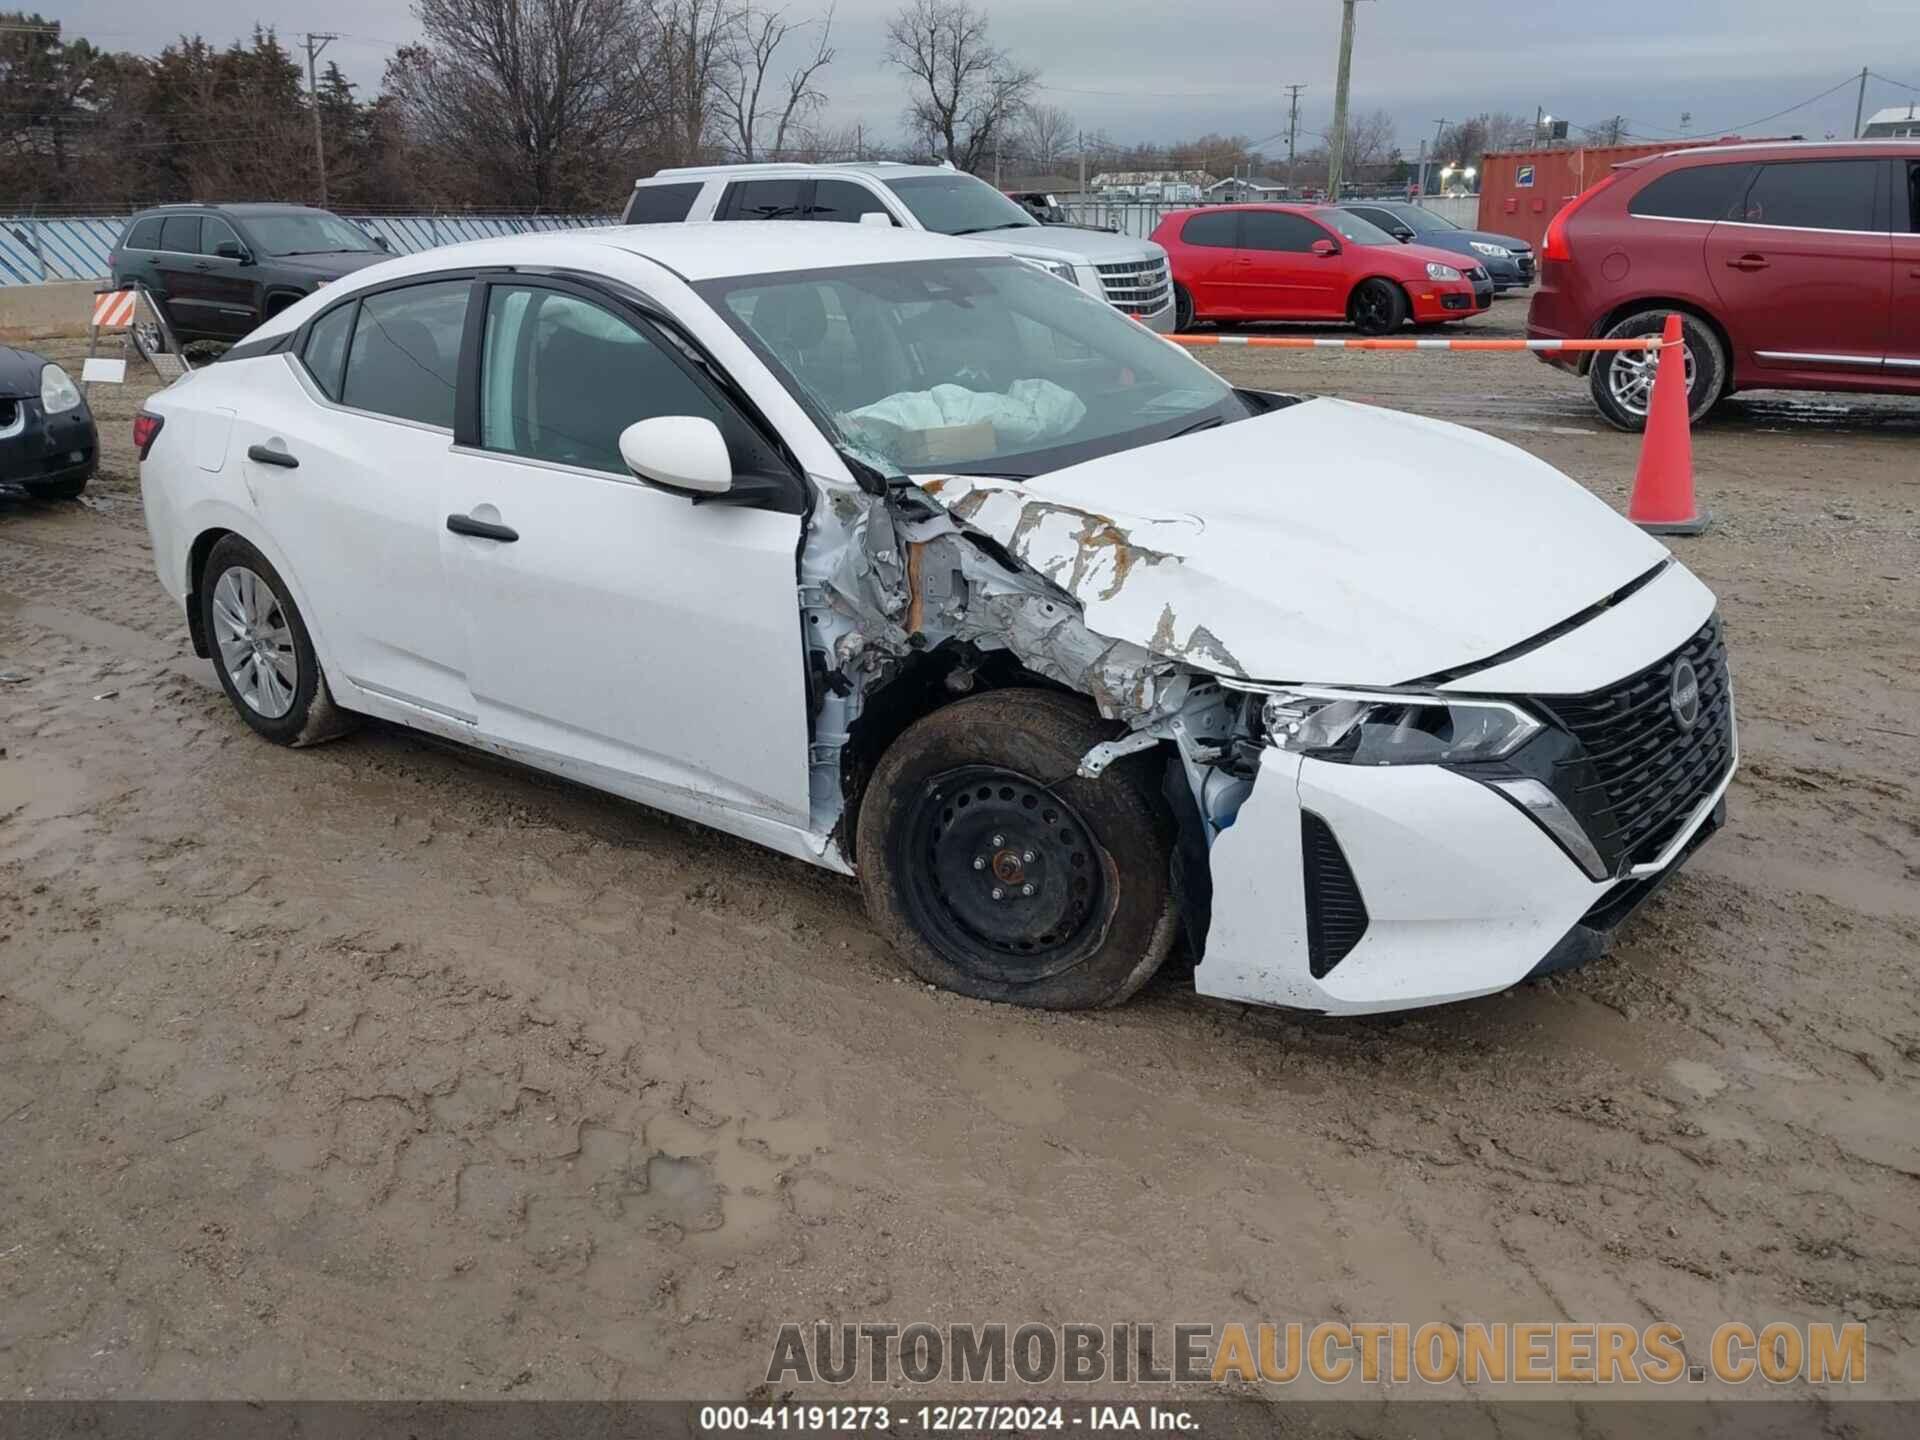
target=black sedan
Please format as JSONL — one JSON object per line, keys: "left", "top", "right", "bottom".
{"left": 0, "top": 345, "right": 96, "bottom": 500}
{"left": 1339, "top": 201, "right": 1536, "bottom": 291}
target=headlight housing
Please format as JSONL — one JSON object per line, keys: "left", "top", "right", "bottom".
{"left": 1425, "top": 261, "right": 1462, "bottom": 281}
{"left": 1020, "top": 256, "right": 1078, "bottom": 285}
{"left": 1253, "top": 686, "right": 1541, "bottom": 766}
{"left": 1468, "top": 241, "right": 1512, "bottom": 258}
{"left": 40, "top": 362, "right": 81, "bottom": 414}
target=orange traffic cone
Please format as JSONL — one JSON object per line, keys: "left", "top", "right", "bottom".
{"left": 1626, "top": 314, "right": 1709, "bottom": 535}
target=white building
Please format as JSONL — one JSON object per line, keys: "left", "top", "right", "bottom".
{"left": 1862, "top": 105, "right": 1920, "bottom": 139}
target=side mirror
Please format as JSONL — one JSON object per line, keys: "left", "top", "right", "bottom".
{"left": 1392, "top": 227, "right": 1415, "bottom": 243}
{"left": 1310, "top": 238, "right": 1340, "bottom": 258}
{"left": 215, "top": 241, "right": 248, "bottom": 262}
{"left": 858, "top": 211, "right": 895, "bottom": 228}
{"left": 374, "top": 235, "right": 392, "bottom": 252}
{"left": 619, "top": 416, "right": 733, "bottom": 496}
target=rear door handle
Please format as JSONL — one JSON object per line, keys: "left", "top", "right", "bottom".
{"left": 1725, "top": 254, "right": 1770, "bottom": 272}
{"left": 446, "top": 513, "right": 518, "bottom": 543}
{"left": 246, "top": 444, "right": 298, "bottom": 468}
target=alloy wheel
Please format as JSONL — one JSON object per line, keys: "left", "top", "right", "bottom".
{"left": 211, "top": 565, "right": 299, "bottom": 718}
{"left": 1607, "top": 342, "right": 1696, "bottom": 418}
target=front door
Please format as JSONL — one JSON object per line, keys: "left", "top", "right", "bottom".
{"left": 1705, "top": 157, "right": 1891, "bottom": 373}
{"left": 1169, "top": 210, "right": 1243, "bottom": 317}
{"left": 239, "top": 277, "right": 475, "bottom": 724}
{"left": 195, "top": 215, "right": 262, "bottom": 340}
{"left": 1234, "top": 210, "right": 1342, "bottom": 317}
{"left": 438, "top": 279, "right": 813, "bottom": 828}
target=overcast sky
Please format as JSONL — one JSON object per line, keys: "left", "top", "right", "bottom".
{"left": 49, "top": 0, "right": 1920, "bottom": 165}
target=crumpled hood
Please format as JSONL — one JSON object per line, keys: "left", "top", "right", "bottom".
{"left": 923, "top": 398, "right": 1668, "bottom": 686}
{"left": 0, "top": 344, "right": 49, "bottom": 398}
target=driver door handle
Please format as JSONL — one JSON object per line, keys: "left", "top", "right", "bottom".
{"left": 246, "top": 444, "right": 298, "bottom": 469}
{"left": 447, "top": 513, "right": 518, "bottom": 543}
{"left": 1725, "top": 254, "right": 1770, "bottom": 272}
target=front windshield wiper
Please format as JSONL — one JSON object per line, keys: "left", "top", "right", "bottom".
{"left": 1167, "top": 415, "right": 1227, "bottom": 439}
{"left": 947, "top": 222, "right": 1034, "bottom": 235}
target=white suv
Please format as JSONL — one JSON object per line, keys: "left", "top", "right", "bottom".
{"left": 624, "top": 161, "right": 1177, "bottom": 331}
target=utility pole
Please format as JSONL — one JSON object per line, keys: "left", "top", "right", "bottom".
{"left": 1422, "top": 118, "right": 1447, "bottom": 198}
{"left": 1854, "top": 66, "right": 1869, "bottom": 137}
{"left": 1077, "top": 130, "right": 1087, "bottom": 197}
{"left": 302, "top": 32, "right": 339, "bottom": 207}
{"left": 1325, "top": 0, "right": 1361, "bottom": 199}
{"left": 1283, "top": 83, "right": 1306, "bottom": 192}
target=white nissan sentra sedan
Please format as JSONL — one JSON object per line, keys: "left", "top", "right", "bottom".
{"left": 137, "top": 223, "right": 1735, "bottom": 1015}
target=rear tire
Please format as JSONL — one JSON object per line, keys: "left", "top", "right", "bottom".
{"left": 1589, "top": 308, "right": 1726, "bottom": 433}
{"left": 199, "top": 534, "right": 357, "bottom": 748}
{"left": 1349, "top": 277, "right": 1410, "bottom": 335}
{"left": 855, "top": 689, "right": 1179, "bottom": 1010}
{"left": 1173, "top": 283, "right": 1195, "bottom": 331}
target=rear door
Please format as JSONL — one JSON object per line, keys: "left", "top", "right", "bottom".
{"left": 1889, "top": 158, "right": 1920, "bottom": 377}
{"left": 1705, "top": 158, "right": 1891, "bottom": 373}
{"left": 808, "top": 178, "right": 897, "bottom": 224}
{"left": 239, "top": 278, "right": 476, "bottom": 723}
{"left": 1235, "top": 210, "right": 1342, "bottom": 317}
{"left": 152, "top": 214, "right": 214, "bottom": 334}
{"left": 1172, "top": 210, "right": 1242, "bottom": 316}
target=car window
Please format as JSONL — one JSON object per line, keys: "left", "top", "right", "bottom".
{"left": 1241, "top": 211, "right": 1329, "bottom": 252}
{"left": 624, "top": 181, "right": 703, "bottom": 224}
{"left": 1179, "top": 212, "right": 1239, "bottom": 247}
{"left": 159, "top": 215, "right": 201, "bottom": 254}
{"left": 300, "top": 302, "right": 356, "bottom": 401}
{"left": 201, "top": 216, "right": 243, "bottom": 257}
{"left": 810, "top": 179, "right": 893, "bottom": 223}
{"left": 340, "top": 281, "right": 468, "bottom": 428}
{"left": 721, "top": 178, "right": 807, "bottom": 220}
{"left": 1738, "top": 160, "right": 1879, "bottom": 231}
{"left": 479, "top": 284, "right": 775, "bottom": 477}
{"left": 880, "top": 174, "right": 1039, "bottom": 235}
{"left": 1910, "top": 161, "right": 1920, "bottom": 232}
{"left": 1316, "top": 209, "right": 1397, "bottom": 245}
{"left": 1348, "top": 206, "right": 1398, "bottom": 230}
{"left": 244, "top": 211, "right": 380, "bottom": 256}
{"left": 1629, "top": 162, "right": 1762, "bottom": 221}
{"left": 124, "top": 216, "right": 163, "bottom": 251}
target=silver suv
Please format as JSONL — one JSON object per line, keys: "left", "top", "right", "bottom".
{"left": 624, "top": 161, "right": 1176, "bottom": 331}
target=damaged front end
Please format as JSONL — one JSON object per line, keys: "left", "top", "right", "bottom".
{"left": 801, "top": 471, "right": 1265, "bottom": 959}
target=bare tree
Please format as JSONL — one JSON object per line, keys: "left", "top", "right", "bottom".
{"left": 389, "top": 0, "right": 659, "bottom": 210}
{"left": 884, "top": 0, "right": 1035, "bottom": 173}
{"left": 715, "top": 4, "right": 835, "bottom": 161}
{"left": 1012, "top": 100, "right": 1072, "bottom": 174}
{"left": 649, "top": 0, "right": 736, "bottom": 164}
{"left": 1342, "top": 107, "right": 1396, "bottom": 171}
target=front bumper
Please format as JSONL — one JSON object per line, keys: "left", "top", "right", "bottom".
{"left": 0, "top": 396, "right": 97, "bottom": 488}
{"left": 1198, "top": 739, "right": 1734, "bottom": 1015}
{"left": 1409, "top": 281, "right": 1485, "bottom": 322}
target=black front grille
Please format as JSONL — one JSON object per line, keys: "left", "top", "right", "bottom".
{"left": 1302, "top": 812, "right": 1369, "bottom": 978}
{"left": 1538, "top": 617, "right": 1734, "bottom": 874}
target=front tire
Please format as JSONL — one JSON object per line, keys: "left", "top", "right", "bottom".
{"left": 1589, "top": 308, "right": 1726, "bottom": 433}
{"left": 1349, "top": 277, "right": 1410, "bottom": 335}
{"left": 855, "top": 689, "right": 1179, "bottom": 1010}
{"left": 1173, "top": 283, "right": 1195, "bottom": 332}
{"left": 199, "top": 534, "right": 356, "bottom": 747}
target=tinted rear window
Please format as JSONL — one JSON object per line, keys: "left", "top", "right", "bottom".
{"left": 124, "top": 216, "right": 163, "bottom": 251}
{"left": 625, "top": 182, "right": 702, "bottom": 224}
{"left": 720, "top": 178, "right": 807, "bottom": 219}
{"left": 1739, "top": 160, "right": 1880, "bottom": 231}
{"left": 1629, "top": 163, "right": 1760, "bottom": 221}
{"left": 1180, "top": 212, "right": 1239, "bottom": 247}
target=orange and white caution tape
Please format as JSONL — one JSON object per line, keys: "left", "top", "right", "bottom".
{"left": 1165, "top": 333, "right": 1665, "bottom": 352}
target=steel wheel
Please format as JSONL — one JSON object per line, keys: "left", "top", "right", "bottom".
{"left": 1606, "top": 343, "right": 1696, "bottom": 419}
{"left": 211, "top": 565, "right": 299, "bottom": 719}
{"left": 903, "top": 765, "right": 1109, "bottom": 978}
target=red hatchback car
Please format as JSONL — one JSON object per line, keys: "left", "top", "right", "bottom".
{"left": 1152, "top": 204, "right": 1492, "bottom": 334}
{"left": 1528, "top": 139, "right": 1920, "bottom": 429}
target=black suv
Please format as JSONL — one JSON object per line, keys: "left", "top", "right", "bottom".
{"left": 108, "top": 203, "right": 393, "bottom": 344}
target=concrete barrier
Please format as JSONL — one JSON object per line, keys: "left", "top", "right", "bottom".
{"left": 0, "top": 280, "right": 99, "bottom": 338}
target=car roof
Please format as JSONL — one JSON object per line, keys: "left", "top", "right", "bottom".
{"left": 1620, "top": 137, "right": 1920, "bottom": 168}
{"left": 636, "top": 161, "right": 955, "bottom": 186}
{"left": 133, "top": 202, "right": 336, "bottom": 217}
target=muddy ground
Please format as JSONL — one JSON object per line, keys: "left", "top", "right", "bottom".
{"left": 1, "top": 311, "right": 1917, "bottom": 1417}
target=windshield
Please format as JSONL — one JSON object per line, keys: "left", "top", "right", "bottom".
{"left": 882, "top": 175, "right": 1040, "bottom": 236}
{"left": 243, "top": 212, "right": 379, "bottom": 256}
{"left": 1401, "top": 206, "right": 1457, "bottom": 230}
{"left": 1316, "top": 209, "right": 1399, "bottom": 246}
{"left": 698, "top": 258, "right": 1251, "bottom": 480}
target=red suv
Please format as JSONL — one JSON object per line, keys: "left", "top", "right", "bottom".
{"left": 1529, "top": 140, "right": 1920, "bottom": 429}
{"left": 1152, "top": 204, "right": 1492, "bottom": 334}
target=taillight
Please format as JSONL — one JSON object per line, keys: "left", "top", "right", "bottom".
{"left": 132, "top": 411, "right": 164, "bottom": 460}
{"left": 1541, "top": 171, "right": 1623, "bottom": 263}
